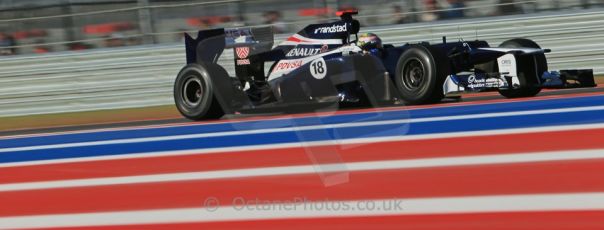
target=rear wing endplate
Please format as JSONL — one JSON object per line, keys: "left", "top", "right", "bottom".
{"left": 184, "top": 27, "right": 274, "bottom": 64}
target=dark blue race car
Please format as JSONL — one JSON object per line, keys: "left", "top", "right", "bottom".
{"left": 174, "top": 10, "right": 595, "bottom": 120}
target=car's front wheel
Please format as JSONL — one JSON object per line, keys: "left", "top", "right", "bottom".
{"left": 498, "top": 38, "right": 547, "bottom": 98}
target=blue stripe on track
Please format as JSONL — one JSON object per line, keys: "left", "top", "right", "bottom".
{"left": 2, "top": 103, "right": 604, "bottom": 164}
{"left": 2, "top": 94, "right": 604, "bottom": 149}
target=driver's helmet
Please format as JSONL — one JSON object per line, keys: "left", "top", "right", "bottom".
{"left": 357, "top": 33, "right": 382, "bottom": 50}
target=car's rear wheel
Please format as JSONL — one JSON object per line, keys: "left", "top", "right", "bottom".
{"left": 174, "top": 63, "right": 224, "bottom": 120}
{"left": 394, "top": 45, "right": 445, "bottom": 104}
{"left": 498, "top": 38, "right": 547, "bottom": 98}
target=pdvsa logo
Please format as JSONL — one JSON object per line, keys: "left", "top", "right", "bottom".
{"left": 274, "top": 60, "right": 304, "bottom": 71}
{"left": 314, "top": 24, "right": 347, "bottom": 34}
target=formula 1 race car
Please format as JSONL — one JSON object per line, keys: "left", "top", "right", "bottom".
{"left": 174, "top": 10, "right": 596, "bottom": 120}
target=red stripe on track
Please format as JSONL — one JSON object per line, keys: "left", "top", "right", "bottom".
{"left": 2, "top": 159, "right": 604, "bottom": 216}
{"left": 39, "top": 210, "right": 604, "bottom": 230}
{"left": 4, "top": 127, "right": 604, "bottom": 184}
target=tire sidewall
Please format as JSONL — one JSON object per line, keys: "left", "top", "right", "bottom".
{"left": 174, "top": 63, "right": 215, "bottom": 120}
{"left": 395, "top": 45, "right": 438, "bottom": 104}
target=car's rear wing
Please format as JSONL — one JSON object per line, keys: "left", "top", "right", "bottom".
{"left": 184, "top": 26, "right": 274, "bottom": 65}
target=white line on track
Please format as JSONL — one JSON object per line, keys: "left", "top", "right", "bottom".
{"left": 3, "top": 122, "right": 604, "bottom": 168}
{"left": 1, "top": 148, "right": 603, "bottom": 192}
{"left": 2, "top": 105, "right": 604, "bottom": 153}
{"left": 2, "top": 192, "right": 604, "bottom": 229}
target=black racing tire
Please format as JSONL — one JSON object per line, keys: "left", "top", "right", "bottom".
{"left": 497, "top": 38, "right": 547, "bottom": 98}
{"left": 394, "top": 45, "right": 445, "bottom": 104}
{"left": 174, "top": 63, "right": 224, "bottom": 120}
